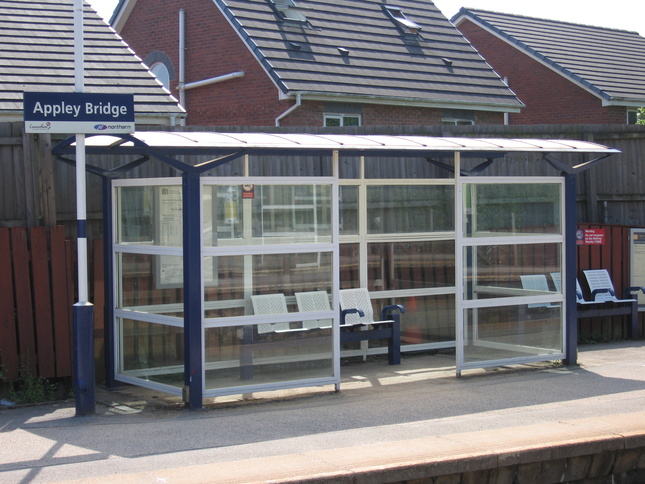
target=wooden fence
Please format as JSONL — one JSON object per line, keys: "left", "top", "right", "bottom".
{"left": 0, "top": 226, "right": 73, "bottom": 381}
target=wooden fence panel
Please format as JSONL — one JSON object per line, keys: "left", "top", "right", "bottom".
{"left": 0, "top": 226, "right": 75, "bottom": 382}
{"left": 0, "top": 229, "right": 19, "bottom": 381}
{"left": 51, "top": 226, "right": 73, "bottom": 378}
{"left": 31, "top": 227, "right": 56, "bottom": 378}
{"left": 11, "top": 227, "right": 37, "bottom": 376}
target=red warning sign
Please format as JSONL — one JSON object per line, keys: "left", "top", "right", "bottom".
{"left": 242, "top": 184, "right": 255, "bottom": 199}
{"left": 576, "top": 228, "right": 605, "bottom": 245}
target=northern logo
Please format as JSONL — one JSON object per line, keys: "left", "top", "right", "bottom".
{"left": 94, "top": 124, "right": 108, "bottom": 130}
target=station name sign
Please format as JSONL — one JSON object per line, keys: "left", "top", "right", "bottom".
{"left": 24, "top": 92, "right": 135, "bottom": 134}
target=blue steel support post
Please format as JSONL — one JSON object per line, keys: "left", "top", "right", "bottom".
{"left": 103, "top": 177, "right": 116, "bottom": 389}
{"left": 73, "top": 218, "right": 95, "bottom": 416}
{"left": 73, "top": 302, "right": 95, "bottom": 415}
{"left": 183, "top": 172, "right": 203, "bottom": 409}
{"left": 564, "top": 173, "right": 578, "bottom": 366}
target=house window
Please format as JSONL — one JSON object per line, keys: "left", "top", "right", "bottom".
{"left": 382, "top": 5, "right": 422, "bottom": 34}
{"left": 268, "top": 0, "right": 308, "bottom": 24}
{"left": 627, "top": 109, "right": 643, "bottom": 125}
{"left": 324, "top": 115, "right": 361, "bottom": 127}
{"left": 442, "top": 109, "right": 475, "bottom": 126}
{"left": 324, "top": 102, "right": 362, "bottom": 127}
{"left": 150, "top": 62, "right": 171, "bottom": 90}
{"left": 143, "top": 51, "right": 175, "bottom": 91}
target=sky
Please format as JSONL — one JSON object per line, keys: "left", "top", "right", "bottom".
{"left": 89, "top": 0, "right": 644, "bottom": 36}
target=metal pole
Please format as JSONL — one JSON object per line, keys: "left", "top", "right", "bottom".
{"left": 563, "top": 172, "right": 578, "bottom": 366}
{"left": 183, "top": 172, "right": 203, "bottom": 409}
{"left": 72, "top": 0, "right": 95, "bottom": 416}
{"left": 178, "top": 9, "right": 186, "bottom": 125}
{"left": 103, "top": 177, "right": 116, "bottom": 389}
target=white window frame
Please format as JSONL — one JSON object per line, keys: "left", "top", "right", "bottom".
{"left": 324, "top": 114, "right": 361, "bottom": 127}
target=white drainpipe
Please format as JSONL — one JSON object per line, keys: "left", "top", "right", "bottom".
{"left": 179, "top": 9, "right": 186, "bottom": 125}
{"left": 503, "top": 77, "right": 510, "bottom": 125}
{"left": 177, "top": 9, "right": 244, "bottom": 126}
{"left": 275, "top": 92, "right": 302, "bottom": 126}
{"left": 183, "top": 71, "right": 245, "bottom": 91}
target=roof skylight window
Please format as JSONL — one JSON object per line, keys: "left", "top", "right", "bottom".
{"left": 268, "top": 0, "right": 308, "bottom": 24}
{"left": 383, "top": 5, "right": 422, "bottom": 34}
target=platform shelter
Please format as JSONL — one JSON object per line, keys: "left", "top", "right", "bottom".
{"left": 53, "top": 132, "right": 618, "bottom": 409}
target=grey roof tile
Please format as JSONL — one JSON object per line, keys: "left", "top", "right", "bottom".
{"left": 213, "top": 0, "right": 522, "bottom": 110}
{"left": 455, "top": 9, "right": 645, "bottom": 104}
{"left": 0, "top": 0, "right": 184, "bottom": 122}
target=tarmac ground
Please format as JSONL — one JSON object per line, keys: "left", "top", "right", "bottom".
{"left": 0, "top": 341, "right": 644, "bottom": 483}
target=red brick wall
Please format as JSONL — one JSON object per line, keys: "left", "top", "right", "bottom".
{"left": 281, "top": 102, "right": 504, "bottom": 126}
{"left": 457, "top": 19, "right": 628, "bottom": 125}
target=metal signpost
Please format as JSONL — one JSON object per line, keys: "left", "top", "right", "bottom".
{"left": 24, "top": 0, "right": 134, "bottom": 416}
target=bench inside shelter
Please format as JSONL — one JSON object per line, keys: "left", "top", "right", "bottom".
{"left": 240, "top": 290, "right": 404, "bottom": 380}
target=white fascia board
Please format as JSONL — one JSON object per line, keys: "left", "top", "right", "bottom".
{"left": 112, "top": 0, "right": 139, "bottom": 33}
{"left": 280, "top": 91, "right": 523, "bottom": 113}
{"left": 453, "top": 15, "right": 608, "bottom": 103}
{"left": 602, "top": 98, "right": 645, "bottom": 108}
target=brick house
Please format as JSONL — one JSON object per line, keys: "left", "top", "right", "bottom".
{"left": 111, "top": 0, "right": 523, "bottom": 126}
{"left": 452, "top": 9, "right": 645, "bottom": 125}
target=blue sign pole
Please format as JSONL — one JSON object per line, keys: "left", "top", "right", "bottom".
{"left": 72, "top": 0, "right": 95, "bottom": 416}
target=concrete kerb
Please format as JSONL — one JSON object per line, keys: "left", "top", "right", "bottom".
{"left": 55, "top": 411, "right": 645, "bottom": 484}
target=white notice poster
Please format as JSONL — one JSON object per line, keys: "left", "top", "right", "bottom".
{"left": 629, "top": 228, "right": 645, "bottom": 307}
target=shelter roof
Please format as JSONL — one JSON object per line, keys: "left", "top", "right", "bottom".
{"left": 452, "top": 9, "right": 645, "bottom": 106}
{"left": 56, "top": 131, "right": 619, "bottom": 158}
{"left": 0, "top": 0, "right": 185, "bottom": 123}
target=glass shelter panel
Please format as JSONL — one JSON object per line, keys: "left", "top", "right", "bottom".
{"left": 339, "top": 243, "right": 360, "bottom": 289}
{"left": 204, "top": 325, "right": 333, "bottom": 391}
{"left": 459, "top": 178, "right": 566, "bottom": 373}
{"left": 366, "top": 241, "right": 455, "bottom": 291}
{"left": 393, "top": 294, "right": 456, "bottom": 346}
{"left": 203, "top": 252, "right": 334, "bottom": 318}
{"left": 465, "top": 183, "right": 562, "bottom": 236}
{"left": 117, "top": 318, "right": 184, "bottom": 388}
{"left": 465, "top": 243, "right": 561, "bottom": 300}
{"left": 117, "top": 253, "right": 184, "bottom": 316}
{"left": 116, "top": 185, "right": 182, "bottom": 246}
{"left": 463, "top": 304, "right": 563, "bottom": 365}
{"left": 339, "top": 185, "right": 358, "bottom": 235}
{"left": 367, "top": 185, "right": 454, "bottom": 234}
{"left": 202, "top": 184, "right": 333, "bottom": 246}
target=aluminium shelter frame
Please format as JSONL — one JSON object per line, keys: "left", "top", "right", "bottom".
{"left": 53, "top": 132, "right": 618, "bottom": 409}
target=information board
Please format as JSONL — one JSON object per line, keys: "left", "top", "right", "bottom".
{"left": 24, "top": 92, "right": 134, "bottom": 134}
{"left": 629, "top": 228, "right": 645, "bottom": 306}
